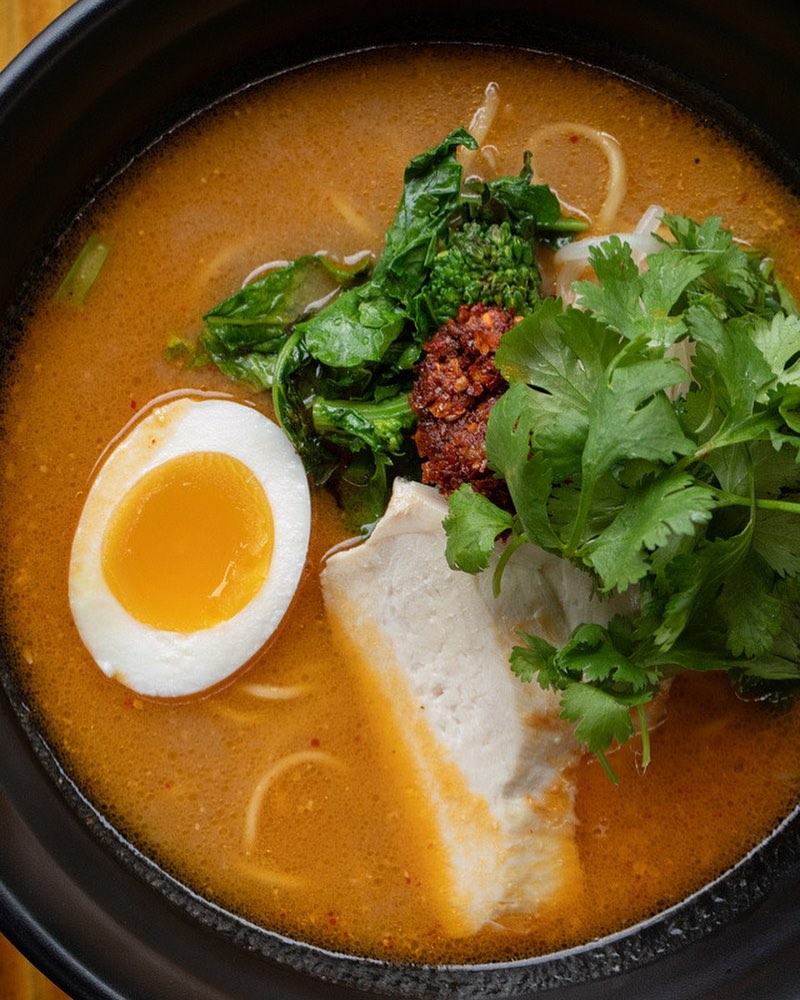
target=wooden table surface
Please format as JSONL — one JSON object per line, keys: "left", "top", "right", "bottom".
{"left": 0, "top": 2, "right": 77, "bottom": 997}
{"left": 1, "top": 0, "right": 75, "bottom": 70}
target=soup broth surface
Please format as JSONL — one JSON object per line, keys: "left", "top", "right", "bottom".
{"left": 2, "top": 45, "right": 800, "bottom": 964}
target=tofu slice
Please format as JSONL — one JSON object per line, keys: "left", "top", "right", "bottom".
{"left": 321, "top": 480, "right": 624, "bottom": 935}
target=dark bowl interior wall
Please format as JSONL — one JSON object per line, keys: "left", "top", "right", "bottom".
{"left": 2, "top": 1, "right": 800, "bottom": 998}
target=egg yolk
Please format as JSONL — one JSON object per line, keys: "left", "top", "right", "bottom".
{"left": 101, "top": 451, "right": 274, "bottom": 632}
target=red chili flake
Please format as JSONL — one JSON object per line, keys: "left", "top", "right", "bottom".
{"left": 569, "top": 134, "right": 579, "bottom": 144}
{"left": 163, "top": 781, "right": 173, "bottom": 790}
{"left": 130, "top": 399, "right": 138, "bottom": 409}
{"left": 310, "top": 737, "right": 320, "bottom": 748}
{"left": 327, "top": 910, "right": 338, "bottom": 926}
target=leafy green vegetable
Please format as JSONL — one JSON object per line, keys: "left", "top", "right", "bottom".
{"left": 197, "top": 128, "right": 582, "bottom": 526}
{"left": 200, "top": 254, "right": 370, "bottom": 390}
{"left": 481, "top": 150, "right": 587, "bottom": 243}
{"left": 444, "top": 212, "right": 800, "bottom": 778}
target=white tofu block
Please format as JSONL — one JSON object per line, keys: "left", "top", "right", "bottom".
{"left": 321, "top": 480, "right": 625, "bottom": 935}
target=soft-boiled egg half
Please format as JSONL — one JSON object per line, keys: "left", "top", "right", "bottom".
{"left": 68, "top": 396, "right": 311, "bottom": 697}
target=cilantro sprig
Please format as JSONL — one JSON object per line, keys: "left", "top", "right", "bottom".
{"left": 443, "top": 213, "right": 800, "bottom": 779}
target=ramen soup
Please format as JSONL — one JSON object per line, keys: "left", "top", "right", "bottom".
{"left": 3, "top": 45, "right": 800, "bottom": 965}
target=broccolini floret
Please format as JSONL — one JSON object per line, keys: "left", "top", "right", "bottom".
{"left": 424, "top": 220, "right": 541, "bottom": 328}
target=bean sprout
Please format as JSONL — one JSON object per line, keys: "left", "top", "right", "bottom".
{"left": 242, "top": 682, "right": 311, "bottom": 700}
{"left": 235, "top": 860, "right": 304, "bottom": 890}
{"left": 459, "top": 81, "right": 501, "bottom": 177}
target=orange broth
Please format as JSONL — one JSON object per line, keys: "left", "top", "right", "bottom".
{"left": 2, "top": 45, "right": 800, "bottom": 964}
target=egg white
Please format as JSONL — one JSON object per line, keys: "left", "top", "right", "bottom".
{"left": 68, "top": 396, "right": 311, "bottom": 697}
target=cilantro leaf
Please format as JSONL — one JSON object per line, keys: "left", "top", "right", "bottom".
{"left": 484, "top": 382, "right": 560, "bottom": 551}
{"left": 495, "top": 296, "right": 610, "bottom": 405}
{"left": 715, "top": 552, "right": 784, "bottom": 657}
{"left": 583, "top": 470, "right": 717, "bottom": 592}
{"left": 752, "top": 311, "right": 800, "bottom": 386}
{"left": 656, "top": 523, "right": 754, "bottom": 651}
{"left": 443, "top": 484, "right": 513, "bottom": 573}
{"left": 753, "top": 508, "right": 800, "bottom": 577}
{"left": 583, "top": 357, "right": 693, "bottom": 475}
{"left": 511, "top": 623, "right": 659, "bottom": 781}
{"left": 575, "top": 237, "right": 704, "bottom": 347}
{"left": 559, "top": 683, "right": 636, "bottom": 758}
{"left": 661, "top": 213, "right": 769, "bottom": 314}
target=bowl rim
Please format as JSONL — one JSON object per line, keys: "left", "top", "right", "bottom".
{"left": 3, "top": 1, "right": 800, "bottom": 997}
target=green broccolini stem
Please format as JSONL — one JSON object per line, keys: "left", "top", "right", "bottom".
{"left": 54, "top": 233, "right": 110, "bottom": 304}
{"left": 543, "top": 218, "right": 590, "bottom": 233}
{"left": 311, "top": 391, "right": 417, "bottom": 456}
{"left": 312, "top": 392, "right": 414, "bottom": 432}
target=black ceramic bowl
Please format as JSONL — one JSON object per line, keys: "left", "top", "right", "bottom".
{"left": 2, "top": 2, "right": 800, "bottom": 998}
